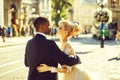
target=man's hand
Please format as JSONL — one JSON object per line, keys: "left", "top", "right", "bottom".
{"left": 57, "top": 65, "right": 72, "bottom": 73}
{"left": 36, "top": 64, "right": 51, "bottom": 72}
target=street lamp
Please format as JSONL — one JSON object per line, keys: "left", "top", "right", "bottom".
{"left": 97, "top": 0, "right": 107, "bottom": 4}
{"left": 97, "top": 2, "right": 106, "bottom": 48}
{"left": 99, "top": 3, "right": 106, "bottom": 48}
{"left": 96, "top": 0, "right": 112, "bottom": 48}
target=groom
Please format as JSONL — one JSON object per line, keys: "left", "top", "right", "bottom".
{"left": 24, "top": 17, "right": 81, "bottom": 80}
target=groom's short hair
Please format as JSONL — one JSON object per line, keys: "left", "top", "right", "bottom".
{"left": 34, "top": 17, "right": 49, "bottom": 31}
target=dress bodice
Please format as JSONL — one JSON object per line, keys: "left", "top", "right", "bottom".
{"left": 60, "top": 42, "right": 76, "bottom": 72}
{"left": 60, "top": 42, "right": 75, "bottom": 55}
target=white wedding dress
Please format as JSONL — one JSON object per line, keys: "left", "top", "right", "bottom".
{"left": 58, "top": 42, "right": 99, "bottom": 80}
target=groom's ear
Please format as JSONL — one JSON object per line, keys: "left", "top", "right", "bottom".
{"left": 39, "top": 25, "right": 45, "bottom": 30}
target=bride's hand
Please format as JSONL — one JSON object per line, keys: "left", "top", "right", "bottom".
{"left": 36, "top": 64, "right": 51, "bottom": 72}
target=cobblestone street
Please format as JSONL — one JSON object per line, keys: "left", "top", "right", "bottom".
{"left": 75, "top": 44, "right": 120, "bottom": 80}
{"left": 70, "top": 34, "right": 120, "bottom": 80}
{"left": 0, "top": 34, "right": 120, "bottom": 80}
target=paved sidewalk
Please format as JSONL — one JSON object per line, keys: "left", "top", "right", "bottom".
{"left": 0, "top": 35, "right": 55, "bottom": 47}
{"left": 0, "top": 36, "right": 32, "bottom": 47}
{"left": 0, "top": 34, "right": 120, "bottom": 80}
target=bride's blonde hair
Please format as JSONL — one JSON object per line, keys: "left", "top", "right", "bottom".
{"left": 58, "top": 20, "right": 80, "bottom": 38}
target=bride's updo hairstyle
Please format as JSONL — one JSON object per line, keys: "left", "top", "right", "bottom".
{"left": 58, "top": 20, "right": 80, "bottom": 38}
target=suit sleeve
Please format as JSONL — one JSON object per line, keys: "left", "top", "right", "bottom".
{"left": 50, "top": 41, "right": 81, "bottom": 66}
{"left": 25, "top": 53, "right": 29, "bottom": 67}
{"left": 24, "top": 42, "right": 30, "bottom": 67}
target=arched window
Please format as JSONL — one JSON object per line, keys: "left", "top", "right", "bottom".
{"left": 111, "top": 0, "right": 117, "bottom": 8}
{"left": 97, "top": 0, "right": 108, "bottom": 3}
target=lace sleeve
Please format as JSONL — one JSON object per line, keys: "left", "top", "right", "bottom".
{"left": 64, "top": 43, "right": 75, "bottom": 55}
{"left": 64, "top": 48, "right": 72, "bottom": 55}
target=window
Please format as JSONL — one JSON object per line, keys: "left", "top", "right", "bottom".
{"left": 111, "top": 0, "right": 117, "bottom": 8}
{"left": 83, "top": 0, "right": 96, "bottom": 4}
{"left": 97, "top": 0, "right": 108, "bottom": 3}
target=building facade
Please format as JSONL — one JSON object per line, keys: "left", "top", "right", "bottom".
{"left": 4, "top": 0, "right": 21, "bottom": 26}
{"left": 0, "top": 0, "right": 4, "bottom": 26}
{"left": 73, "top": 0, "right": 98, "bottom": 33}
{"left": 108, "top": 0, "right": 120, "bottom": 30}
{"left": 39, "top": 0, "right": 51, "bottom": 22}
{"left": 2, "top": 0, "right": 51, "bottom": 36}
{"left": 4, "top": 0, "right": 51, "bottom": 26}
{"left": 73, "top": 0, "right": 120, "bottom": 33}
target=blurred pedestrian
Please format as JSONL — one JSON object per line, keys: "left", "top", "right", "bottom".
{"left": 53, "top": 27, "right": 57, "bottom": 35}
{"left": 0, "top": 25, "right": 6, "bottom": 42}
{"left": 29, "top": 25, "right": 35, "bottom": 37}
{"left": 0, "top": 25, "right": 2, "bottom": 36}
{"left": 24, "top": 17, "right": 81, "bottom": 80}
{"left": 21, "top": 25, "right": 28, "bottom": 37}
{"left": 7, "top": 25, "right": 12, "bottom": 37}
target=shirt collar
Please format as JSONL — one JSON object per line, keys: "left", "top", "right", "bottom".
{"left": 36, "top": 32, "right": 46, "bottom": 37}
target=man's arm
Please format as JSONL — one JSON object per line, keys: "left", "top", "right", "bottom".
{"left": 24, "top": 53, "right": 29, "bottom": 67}
{"left": 24, "top": 42, "right": 30, "bottom": 67}
{"left": 50, "top": 41, "right": 81, "bottom": 66}
{"left": 36, "top": 64, "right": 71, "bottom": 73}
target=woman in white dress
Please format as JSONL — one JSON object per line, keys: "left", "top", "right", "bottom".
{"left": 36, "top": 20, "right": 99, "bottom": 80}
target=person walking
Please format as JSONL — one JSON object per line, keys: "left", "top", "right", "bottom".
{"left": 29, "top": 25, "right": 35, "bottom": 37}
{"left": 7, "top": 25, "right": 12, "bottom": 37}
{"left": 24, "top": 17, "right": 81, "bottom": 80}
{"left": 0, "top": 25, "right": 6, "bottom": 42}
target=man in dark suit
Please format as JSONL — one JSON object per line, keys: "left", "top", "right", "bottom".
{"left": 24, "top": 17, "right": 81, "bottom": 80}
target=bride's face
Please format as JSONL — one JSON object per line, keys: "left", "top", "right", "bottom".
{"left": 56, "top": 23, "right": 68, "bottom": 38}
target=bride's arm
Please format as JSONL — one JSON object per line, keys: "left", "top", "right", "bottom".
{"left": 36, "top": 64, "right": 71, "bottom": 73}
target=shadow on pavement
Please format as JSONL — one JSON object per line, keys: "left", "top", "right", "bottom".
{"left": 76, "top": 51, "right": 93, "bottom": 54}
{"left": 69, "top": 36, "right": 116, "bottom": 46}
{"left": 0, "top": 43, "right": 25, "bottom": 48}
{"left": 50, "top": 34, "right": 116, "bottom": 46}
{"left": 108, "top": 57, "right": 120, "bottom": 61}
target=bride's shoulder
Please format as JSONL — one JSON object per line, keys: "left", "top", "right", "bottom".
{"left": 65, "top": 42, "right": 73, "bottom": 50}
{"left": 64, "top": 42, "right": 75, "bottom": 55}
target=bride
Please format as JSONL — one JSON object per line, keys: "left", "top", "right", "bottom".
{"left": 36, "top": 20, "right": 99, "bottom": 80}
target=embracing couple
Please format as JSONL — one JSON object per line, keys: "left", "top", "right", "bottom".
{"left": 24, "top": 17, "right": 99, "bottom": 80}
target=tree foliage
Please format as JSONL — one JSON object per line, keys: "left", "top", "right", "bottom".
{"left": 51, "top": 0, "right": 73, "bottom": 27}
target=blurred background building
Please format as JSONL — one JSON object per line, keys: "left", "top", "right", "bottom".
{"left": 73, "top": 0, "right": 97, "bottom": 33}
{"left": 1, "top": 0, "right": 51, "bottom": 37}
{"left": 73, "top": 0, "right": 120, "bottom": 34}
{"left": 0, "top": 0, "right": 4, "bottom": 26}
{"left": 0, "top": 0, "right": 120, "bottom": 37}
{"left": 108, "top": 0, "right": 120, "bottom": 30}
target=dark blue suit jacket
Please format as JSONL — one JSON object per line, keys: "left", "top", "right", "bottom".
{"left": 24, "top": 34, "right": 81, "bottom": 80}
